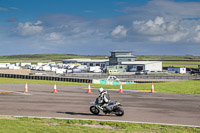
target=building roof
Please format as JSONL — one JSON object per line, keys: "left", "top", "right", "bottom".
{"left": 63, "top": 58, "right": 109, "bottom": 63}
{"left": 121, "top": 61, "right": 162, "bottom": 65}
{"left": 110, "top": 50, "right": 132, "bottom": 53}
{"left": 115, "top": 55, "right": 136, "bottom": 58}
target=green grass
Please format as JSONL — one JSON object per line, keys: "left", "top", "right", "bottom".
{"left": 0, "top": 116, "right": 199, "bottom": 133}
{"left": 136, "top": 55, "right": 200, "bottom": 60}
{"left": 0, "top": 78, "right": 200, "bottom": 94}
{"left": 0, "top": 54, "right": 107, "bottom": 61}
{"left": 162, "top": 61, "right": 200, "bottom": 68}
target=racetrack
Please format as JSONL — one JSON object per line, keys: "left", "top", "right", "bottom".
{"left": 0, "top": 84, "right": 200, "bottom": 127}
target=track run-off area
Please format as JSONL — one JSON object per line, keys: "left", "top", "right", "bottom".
{"left": 0, "top": 84, "right": 200, "bottom": 127}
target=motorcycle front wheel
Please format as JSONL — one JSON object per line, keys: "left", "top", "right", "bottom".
{"left": 90, "top": 106, "right": 100, "bottom": 115}
{"left": 114, "top": 107, "right": 124, "bottom": 116}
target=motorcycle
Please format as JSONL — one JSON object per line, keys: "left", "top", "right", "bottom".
{"left": 89, "top": 99, "right": 124, "bottom": 116}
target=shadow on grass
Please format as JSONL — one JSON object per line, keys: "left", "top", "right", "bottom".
{"left": 57, "top": 111, "right": 105, "bottom": 116}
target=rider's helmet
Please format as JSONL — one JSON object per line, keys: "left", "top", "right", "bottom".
{"left": 98, "top": 87, "right": 104, "bottom": 93}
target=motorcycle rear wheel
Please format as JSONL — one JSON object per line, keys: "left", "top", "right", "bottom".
{"left": 90, "top": 106, "right": 100, "bottom": 115}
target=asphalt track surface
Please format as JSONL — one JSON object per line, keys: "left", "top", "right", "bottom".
{"left": 0, "top": 84, "right": 200, "bottom": 127}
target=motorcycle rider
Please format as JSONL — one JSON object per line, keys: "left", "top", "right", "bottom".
{"left": 97, "top": 88, "right": 111, "bottom": 112}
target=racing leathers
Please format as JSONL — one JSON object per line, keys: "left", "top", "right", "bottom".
{"left": 97, "top": 90, "right": 111, "bottom": 111}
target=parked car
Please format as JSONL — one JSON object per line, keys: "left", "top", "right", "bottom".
{"left": 107, "top": 76, "right": 119, "bottom": 81}
{"left": 135, "top": 70, "right": 148, "bottom": 75}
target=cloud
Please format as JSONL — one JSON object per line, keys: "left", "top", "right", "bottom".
{"left": 192, "top": 25, "right": 200, "bottom": 43}
{"left": 16, "top": 20, "right": 43, "bottom": 36}
{"left": 44, "top": 32, "right": 64, "bottom": 41}
{"left": 0, "top": 7, "right": 18, "bottom": 11}
{"left": 2, "top": 0, "right": 200, "bottom": 55}
{"left": 111, "top": 25, "right": 127, "bottom": 38}
{"left": 122, "top": 0, "right": 200, "bottom": 20}
{"left": 150, "top": 32, "right": 188, "bottom": 42}
{"left": 133, "top": 16, "right": 188, "bottom": 42}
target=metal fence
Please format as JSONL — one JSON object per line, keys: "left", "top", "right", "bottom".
{"left": 0, "top": 73, "right": 198, "bottom": 84}
{"left": 65, "top": 73, "right": 198, "bottom": 80}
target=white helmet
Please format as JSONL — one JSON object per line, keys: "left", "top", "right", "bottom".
{"left": 98, "top": 87, "right": 104, "bottom": 93}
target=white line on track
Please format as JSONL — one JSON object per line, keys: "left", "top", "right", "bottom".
{"left": 0, "top": 115, "right": 200, "bottom": 128}
{"left": 0, "top": 90, "right": 31, "bottom": 95}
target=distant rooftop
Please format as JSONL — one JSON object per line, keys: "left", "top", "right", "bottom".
{"left": 63, "top": 58, "right": 109, "bottom": 63}
{"left": 121, "top": 61, "right": 162, "bottom": 65}
{"left": 110, "top": 50, "right": 132, "bottom": 53}
{"left": 115, "top": 55, "right": 136, "bottom": 57}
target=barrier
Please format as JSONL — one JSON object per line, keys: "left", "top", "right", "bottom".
{"left": 0, "top": 73, "right": 92, "bottom": 83}
{"left": 92, "top": 79, "right": 133, "bottom": 85}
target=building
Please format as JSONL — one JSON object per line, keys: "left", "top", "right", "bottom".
{"left": 109, "top": 51, "right": 136, "bottom": 65}
{"left": 121, "top": 61, "right": 162, "bottom": 72}
{"left": 168, "top": 67, "right": 186, "bottom": 74}
{"left": 62, "top": 59, "right": 109, "bottom": 68}
{"left": 62, "top": 50, "right": 163, "bottom": 73}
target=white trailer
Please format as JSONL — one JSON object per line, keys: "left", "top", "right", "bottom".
{"left": 0, "top": 63, "right": 10, "bottom": 68}
{"left": 40, "top": 65, "right": 51, "bottom": 71}
{"left": 55, "top": 69, "right": 66, "bottom": 74}
{"left": 9, "top": 65, "right": 21, "bottom": 69}
{"left": 51, "top": 67, "right": 57, "bottom": 72}
{"left": 76, "top": 65, "right": 88, "bottom": 72}
{"left": 88, "top": 66, "right": 102, "bottom": 72}
{"left": 20, "top": 63, "right": 31, "bottom": 67}
{"left": 37, "top": 63, "right": 47, "bottom": 66}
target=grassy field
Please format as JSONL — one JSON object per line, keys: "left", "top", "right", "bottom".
{"left": 0, "top": 78, "right": 200, "bottom": 94}
{"left": 162, "top": 61, "right": 200, "bottom": 68}
{"left": 136, "top": 55, "right": 200, "bottom": 61}
{"left": 0, "top": 116, "right": 199, "bottom": 133}
{"left": 0, "top": 54, "right": 107, "bottom": 61}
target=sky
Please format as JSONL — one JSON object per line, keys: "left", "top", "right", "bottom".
{"left": 1, "top": 0, "right": 200, "bottom": 56}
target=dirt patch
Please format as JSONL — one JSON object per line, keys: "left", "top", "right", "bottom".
{"left": 0, "top": 116, "right": 17, "bottom": 120}
{"left": 76, "top": 124, "right": 120, "bottom": 129}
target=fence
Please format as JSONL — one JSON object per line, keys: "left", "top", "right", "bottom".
{"left": 0, "top": 73, "right": 92, "bottom": 83}
{"left": 65, "top": 73, "right": 198, "bottom": 80}
{"left": 0, "top": 73, "right": 198, "bottom": 84}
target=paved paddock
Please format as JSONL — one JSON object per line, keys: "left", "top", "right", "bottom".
{"left": 0, "top": 84, "right": 200, "bottom": 127}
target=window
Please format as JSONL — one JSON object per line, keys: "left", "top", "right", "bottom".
{"left": 90, "top": 63, "right": 93, "bottom": 66}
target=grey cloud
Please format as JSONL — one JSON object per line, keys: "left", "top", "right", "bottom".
{"left": 123, "top": 0, "right": 200, "bottom": 20}
{"left": 111, "top": 25, "right": 127, "bottom": 38}
{"left": 132, "top": 16, "right": 190, "bottom": 42}
{"left": 16, "top": 20, "right": 43, "bottom": 36}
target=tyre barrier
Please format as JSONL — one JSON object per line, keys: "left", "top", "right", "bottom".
{"left": 0, "top": 73, "right": 92, "bottom": 83}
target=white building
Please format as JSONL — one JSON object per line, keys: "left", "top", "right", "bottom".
{"left": 168, "top": 67, "right": 186, "bottom": 74}
{"left": 121, "top": 61, "right": 162, "bottom": 72}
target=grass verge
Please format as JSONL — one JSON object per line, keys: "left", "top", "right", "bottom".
{"left": 0, "top": 78, "right": 200, "bottom": 94}
{"left": 0, "top": 116, "right": 199, "bottom": 133}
